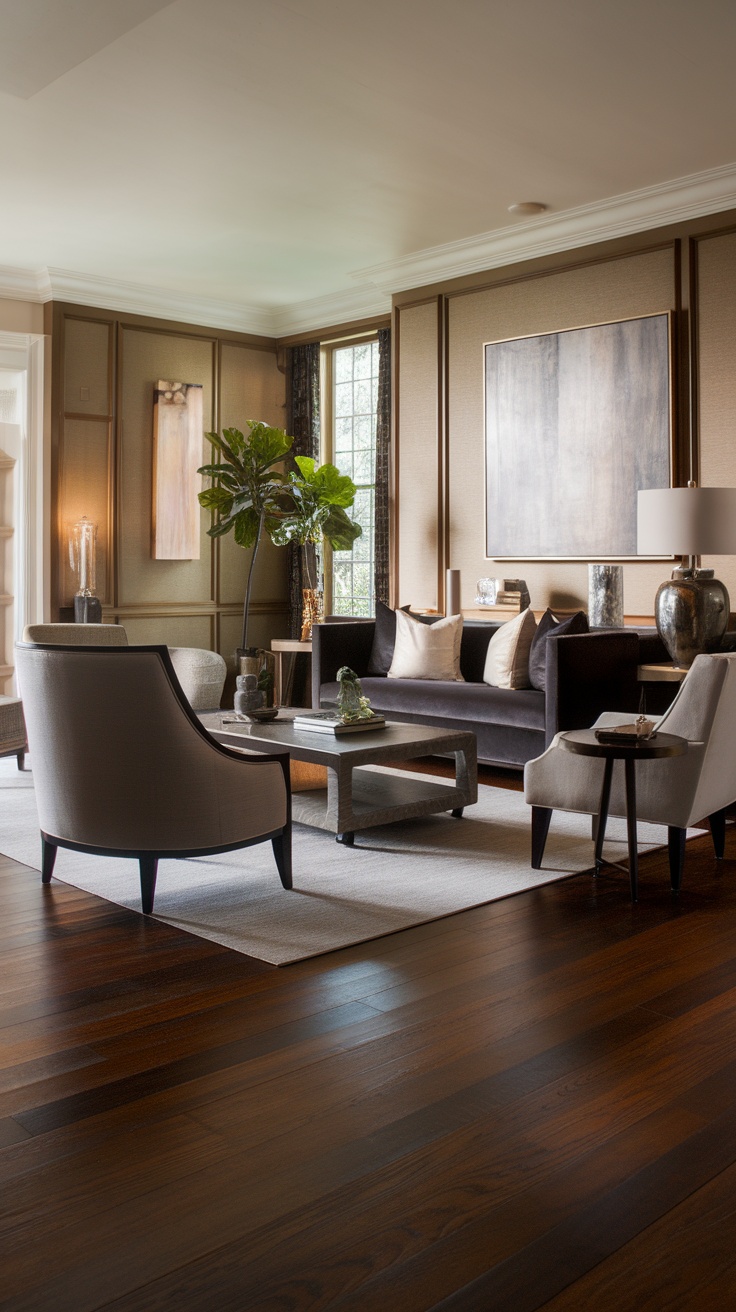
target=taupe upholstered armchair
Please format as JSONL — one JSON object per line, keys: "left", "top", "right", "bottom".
{"left": 22, "top": 624, "right": 227, "bottom": 711}
{"left": 524, "top": 652, "right": 736, "bottom": 891}
{"left": 15, "top": 643, "right": 291, "bottom": 914}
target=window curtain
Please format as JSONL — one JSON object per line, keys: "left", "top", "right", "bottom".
{"left": 286, "top": 343, "right": 320, "bottom": 639}
{"left": 374, "top": 327, "right": 391, "bottom": 607}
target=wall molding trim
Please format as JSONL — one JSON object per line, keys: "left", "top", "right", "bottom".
{"left": 3, "top": 160, "right": 736, "bottom": 335}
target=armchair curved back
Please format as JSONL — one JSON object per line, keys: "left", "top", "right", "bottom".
{"left": 659, "top": 653, "right": 736, "bottom": 822}
{"left": 15, "top": 644, "right": 287, "bottom": 855}
{"left": 23, "top": 624, "right": 128, "bottom": 646}
{"left": 22, "top": 625, "right": 226, "bottom": 710}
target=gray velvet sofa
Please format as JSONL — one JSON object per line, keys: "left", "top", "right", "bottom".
{"left": 312, "top": 619, "right": 667, "bottom": 768}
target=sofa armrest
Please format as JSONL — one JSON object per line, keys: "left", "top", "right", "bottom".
{"left": 545, "top": 630, "right": 640, "bottom": 745}
{"left": 311, "top": 621, "right": 376, "bottom": 708}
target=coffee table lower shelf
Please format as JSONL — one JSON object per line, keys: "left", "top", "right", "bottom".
{"left": 292, "top": 765, "right": 468, "bottom": 844}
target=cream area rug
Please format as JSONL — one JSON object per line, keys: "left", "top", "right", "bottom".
{"left": 0, "top": 758, "right": 675, "bottom": 965}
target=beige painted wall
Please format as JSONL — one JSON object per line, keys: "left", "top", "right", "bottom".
{"left": 396, "top": 300, "right": 440, "bottom": 609}
{"left": 0, "top": 298, "right": 44, "bottom": 334}
{"left": 698, "top": 231, "right": 736, "bottom": 601}
{"left": 446, "top": 248, "right": 675, "bottom": 617}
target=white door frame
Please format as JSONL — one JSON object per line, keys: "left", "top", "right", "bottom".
{"left": 0, "top": 331, "right": 47, "bottom": 641}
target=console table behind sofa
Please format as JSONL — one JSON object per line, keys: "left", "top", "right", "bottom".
{"left": 312, "top": 620, "right": 667, "bottom": 769}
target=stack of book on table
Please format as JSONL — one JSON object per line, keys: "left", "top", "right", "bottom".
{"left": 495, "top": 579, "right": 530, "bottom": 609}
{"left": 293, "top": 710, "right": 386, "bottom": 735}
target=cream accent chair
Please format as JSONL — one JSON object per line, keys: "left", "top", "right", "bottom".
{"left": 15, "top": 643, "right": 291, "bottom": 914}
{"left": 524, "top": 652, "right": 736, "bottom": 893}
{"left": 23, "top": 624, "right": 227, "bottom": 711}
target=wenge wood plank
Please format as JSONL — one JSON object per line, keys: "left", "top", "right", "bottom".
{"left": 10, "top": 999, "right": 382, "bottom": 1133}
{"left": 1, "top": 816, "right": 736, "bottom": 1310}
{"left": 432, "top": 1100, "right": 736, "bottom": 1312}
{"left": 5, "top": 988, "right": 735, "bottom": 1307}
{"left": 102, "top": 1102, "right": 712, "bottom": 1311}
{"left": 538, "top": 1153, "right": 736, "bottom": 1310}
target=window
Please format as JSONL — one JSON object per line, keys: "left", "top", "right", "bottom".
{"left": 324, "top": 338, "right": 379, "bottom": 617}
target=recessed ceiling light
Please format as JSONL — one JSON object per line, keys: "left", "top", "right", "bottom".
{"left": 507, "top": 201, "right": 547, "bottom": 216}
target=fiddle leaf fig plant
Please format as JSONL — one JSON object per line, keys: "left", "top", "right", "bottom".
{"left": 270, "top": 456, "right": 362, "bottom": 589}
{"left": 198, "top": 421, "right": 293, "bottom": 652}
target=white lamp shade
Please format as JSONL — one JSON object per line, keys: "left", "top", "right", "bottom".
{"left": 637, "top": 487, "right": 736, "bottom": 556}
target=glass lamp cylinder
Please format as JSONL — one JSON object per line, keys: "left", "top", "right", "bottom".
{"left": 69, "top": 516, "right": 98, "bottom": 596}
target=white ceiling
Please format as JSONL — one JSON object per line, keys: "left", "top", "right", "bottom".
{"left": 2, "top": 0, "right": 736, "bottom": 335}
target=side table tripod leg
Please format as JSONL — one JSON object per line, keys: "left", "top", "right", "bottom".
{"left": 594, "top": 757, "right": 614, "bottom": 873}
{"left": 624, "top": 757, "right": 639, "bottom": 903}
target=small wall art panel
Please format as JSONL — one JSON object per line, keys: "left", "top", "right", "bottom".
{"left": 484, "top": 312, "right": 672, "bottom": 558}
{"left": 152, "top": 380, "right": 203, "bottom": 559}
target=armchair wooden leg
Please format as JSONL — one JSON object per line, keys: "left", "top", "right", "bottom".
{"left": 16, "top": 749, "right": 25, "bottom": 771}
{"left": 41, "top": 837, "right": 57, "bottom": 884}
{"left": 272, "top": 828, "right": 292, "bottom": 889}
{"left": 531, "top": 807, "right": 552, "bottom": 869}
{"left": 668, "top": 827, "right": 687, "bottom": 893}
{"left": 709, "top": 809, "right": 727, "bottom": 860}
{"left": 139, "top": 857, "right": 158, "bottom": 914}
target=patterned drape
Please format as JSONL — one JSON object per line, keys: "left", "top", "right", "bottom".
{"left": 286, "top": 343, "right": 320, "bottom": 639}
{"left": 374, "top": 327, "right": 391, "bottom": 607}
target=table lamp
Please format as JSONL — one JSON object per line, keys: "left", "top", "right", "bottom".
{"left": 637, "top": 483, "right": 736, "bottom": 667}
{"left": 68, "top": 514, "right": 102, "bottom": 623}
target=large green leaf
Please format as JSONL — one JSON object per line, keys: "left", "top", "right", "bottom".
{"left": 310, "top": 462, "right": 357, "bottom": 507}
{"left": 221, "top": 426, "right": 246, "bottom": 456}
{"left": 203, "top": 430, "right": 246, "bottom": 474}
{"left": 207, "top": 517, "right": 236, "bottom": 539}
{"left": 322, "top": 505, "right": 362, "bottom": 550}
{"left": 248, "top": 421, "right": 293, "bottom": 470}
{"left": 289, "top": 457, "right": 356, "bottom": 509}
{"left": 233, "top": 507, "right": 261, "bottom": 548}
{"left": 198, "top": 486, "right": 233, "bottom": 511}
{"left": 294, "top": 455, "right": 316, "bottom": 479}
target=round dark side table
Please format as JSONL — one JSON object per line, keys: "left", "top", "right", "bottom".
{"left": 559, "top": 729, "right": 688, "bottom": 902}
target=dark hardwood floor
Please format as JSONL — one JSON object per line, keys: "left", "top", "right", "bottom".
{"left": 3, "top": 764, "right": 736, "bottom": 1309}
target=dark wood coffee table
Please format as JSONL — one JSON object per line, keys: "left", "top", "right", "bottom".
{"left": 200, "top": 711, "right": 477, "bottom": 844}
{"left": 560, "top": 729, "right": 687, "bottom": 902}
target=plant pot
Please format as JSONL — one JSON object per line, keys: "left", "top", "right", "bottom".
{"left": 300, "top": 588, "right": 323, "bottom": 642}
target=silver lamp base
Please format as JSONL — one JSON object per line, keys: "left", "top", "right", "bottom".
{"left": 654, "top": 567, "right": 729, "bottom": 668}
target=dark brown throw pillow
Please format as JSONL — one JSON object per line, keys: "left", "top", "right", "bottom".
{"left": 528, "top": 609, "right": 589, "bottom": 691}
{"left": 367, "top": 602, "right": 412, "bottom": 676}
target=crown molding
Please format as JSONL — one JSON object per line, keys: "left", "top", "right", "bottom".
{"left": 269, "top": 284, "right": 391, "bottom": 337}
{"left": 0, "top": 264, "right": 275, "bottom": 334}
{"left": 352, "top": 161, "right": 736, "bottom": 294}
{"left": 2, "top": 161, "right": 736, "bottom": 336}
{"left": 44, "top": 268, "right": 277, "bottom": 336}
{"left": 0, "top": 264, "right": 390, "bottom": 339}
{"left": 0, "top": 265, "right": 46, "bottom": 300}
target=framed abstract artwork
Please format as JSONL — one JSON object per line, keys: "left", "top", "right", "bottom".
{"left": 484, "top": 312, "right": 673, "bottom": 559}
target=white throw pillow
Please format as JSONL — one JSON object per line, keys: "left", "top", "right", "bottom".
{"left": 483, "top": 607, "right": 537, "bottom": 689}
{"left": 388, "top": 610, "right": 464, "bottom": 681}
